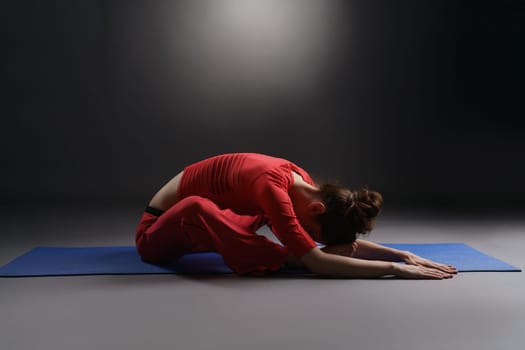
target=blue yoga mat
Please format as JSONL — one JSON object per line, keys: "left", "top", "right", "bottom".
{"left": 0, "top": 243, "right": 520, "bottom": 277}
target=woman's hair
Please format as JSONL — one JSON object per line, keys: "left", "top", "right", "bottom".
{"left": 318, "top": 184, "right": 383, "bottom": 245}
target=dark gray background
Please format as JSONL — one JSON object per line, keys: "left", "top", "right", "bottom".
{"left": 2, "top": 0, "right": 524, "bottom": 211}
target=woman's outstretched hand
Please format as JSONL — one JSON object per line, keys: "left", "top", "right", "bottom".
{"left": 391, "top": 251, "right": 457, "bottom": 279}
{"left": 401, "top": 251, "right": 458, "bottom": 276}
{"left": 393, "top": 262, "right": 455, "bottom": 279}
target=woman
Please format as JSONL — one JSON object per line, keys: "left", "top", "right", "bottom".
{"left": 136, "top": 153, "right": 456, "bottom": 279}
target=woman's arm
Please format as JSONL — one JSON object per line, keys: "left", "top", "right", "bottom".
{"left": 321, "top": 239, "right": 406, "bottom": 261}
{"left": 321, "top": 239, "right": 457, "bottom": 275}
{"left": 352, "top": 239, "right": 407, "bottom": 261}
{"left": 301, "top": 247, "right": 454, "bottom": 279}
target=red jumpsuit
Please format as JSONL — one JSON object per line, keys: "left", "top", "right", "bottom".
{"left": 135, "top": 153, "right": 318, "bottom": 274}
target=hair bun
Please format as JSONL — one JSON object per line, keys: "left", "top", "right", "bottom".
{"left": 318, "top": 183, "right": 384, "bottom": 245}
{"left": 345, "top": 188, "right": 383, "bottom": 233}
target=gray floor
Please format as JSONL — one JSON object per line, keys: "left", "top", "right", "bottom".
{"left": 1, "top": 206, "right": 524, "bottom": 350}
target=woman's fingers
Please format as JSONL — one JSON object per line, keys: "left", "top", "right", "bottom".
{"left": 421, "top": 259, "right": 457, "bottom": 274}
{"left": 421, "top": 267, "right": 454, "bottom": 279}
{"left": 405, "top": 253, "right": 458, "bottom": 274}
{"left": 428, "top": 268, "right": 453, "bottom": 279}
{"left": 433, "top": 263, "right": 457, "bottom": 274}
{"left": 417, "top": 267, "right": 448, "bottom": 279}
{"left": 395, "top": 264, "right": 454, "bottom": 279}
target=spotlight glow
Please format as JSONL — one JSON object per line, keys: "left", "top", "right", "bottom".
{"left": 165, "top": 0, "right": 346, "bottom": 123}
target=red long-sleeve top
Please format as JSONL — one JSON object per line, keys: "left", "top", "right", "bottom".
{"left": 178, "top": 153, "right": 318, "bottom": 257}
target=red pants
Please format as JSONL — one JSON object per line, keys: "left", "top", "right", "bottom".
{"left": 135, "top": 196, "right": 289, "bottom": 274}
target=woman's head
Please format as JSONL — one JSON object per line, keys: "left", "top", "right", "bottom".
{"left": 317, "top": 184, "right": 383, "bottom": 245}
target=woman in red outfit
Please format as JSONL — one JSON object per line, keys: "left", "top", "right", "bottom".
{"left": 136, "top": 153, "right": 456, "bottom": 279}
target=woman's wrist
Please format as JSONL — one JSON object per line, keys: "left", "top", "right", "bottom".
{"left": 397, "top": 250, "right": 411, "bottom": 262}
{"left": 389, "top": 261, "right": 401, "bottom": 276}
